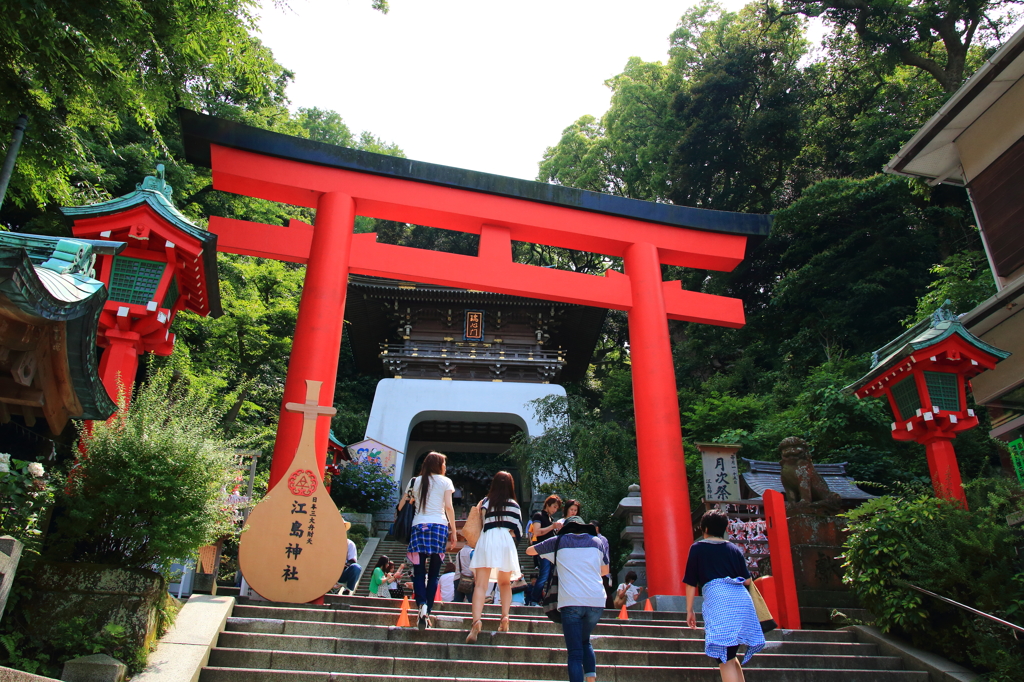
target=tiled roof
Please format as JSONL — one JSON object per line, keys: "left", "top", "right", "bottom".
{"left": 740, "top": 458, "right": 875, "bottom": 500}
{"left": 0, "top": 232, "right": 125, "bottom": 420}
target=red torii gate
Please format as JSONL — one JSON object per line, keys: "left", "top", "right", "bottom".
{"left": 179, "top": 110, "right": 771, "bottom": 597}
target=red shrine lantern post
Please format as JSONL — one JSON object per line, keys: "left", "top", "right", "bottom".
{"left": 60, "top": 166, "right": 221, "bottom": 407}
{"left": 849, "top": 304, "right": 1010, "bottom": 507}
{"left": 177, "top": 110, "right": 772, "bottom": 597}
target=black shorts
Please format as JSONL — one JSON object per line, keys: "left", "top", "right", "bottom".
{"left": 709, "top": 646, "right": 740, "bottom": 662}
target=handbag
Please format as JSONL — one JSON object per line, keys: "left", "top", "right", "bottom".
{"left": 746, "top": 582, "right": 777, "bottom": 633}
{"left": 510, "top": 577, "right": 528, "bottom": 594}
{"left": 462, "top": 502, "right": 483, "bottom": 548}
{"left": 542, "top": 536, "right": 563, "bottom": 623}
{"left": 391, "top": 481, "right": 416, "bottom": 544}
{"left": 613, "top": 585, "right": 628, "bottom": 609}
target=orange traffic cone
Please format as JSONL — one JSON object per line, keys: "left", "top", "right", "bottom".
{"left": 617, "top": 604, "right": 629, "bottom": 620}
{"left": 396, "top": 596, "right": 411, "bottom": 627}
{"left": 644, "top": 598, "right": 654, "bottom": 612}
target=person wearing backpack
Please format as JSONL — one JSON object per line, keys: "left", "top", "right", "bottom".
{"left": 527, "top": 515, "right": 609, "bottom": 682}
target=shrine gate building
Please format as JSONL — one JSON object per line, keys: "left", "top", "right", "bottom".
{"left": 344, "top": 275, "right": 606, "bottom": 493}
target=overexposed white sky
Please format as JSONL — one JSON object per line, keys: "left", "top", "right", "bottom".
{"left": 257, "top": 0, "right": 773, "bottom": 180}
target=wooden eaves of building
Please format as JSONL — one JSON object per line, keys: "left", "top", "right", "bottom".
{"left": 344, "top": 274, "right": 607, "bottom": 384}
{"left": 0, "top": 232, "right": 123, "bottom": 433}
{"left": 885, "top": 24, "right": 1024, "bottom": 444}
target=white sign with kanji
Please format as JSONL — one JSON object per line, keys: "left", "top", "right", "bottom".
{"left": 700, "top": 446, "right": 742, "bottom": 502}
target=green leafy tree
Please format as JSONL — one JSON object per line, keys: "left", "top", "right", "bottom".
{"left": 904, "top": 250, "right": 997, "bottom": 326}
{"left": 509, "top": 394, "right": 637, "bottom": 523}
{"left": 667, "top": 3, "right": 808, "bottom": 213}
{"left": 776, "top": 0, "right": 1022, "bottom": 92}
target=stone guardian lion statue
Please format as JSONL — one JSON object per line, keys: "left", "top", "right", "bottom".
{"left": 779, "top": 436, "right": 841, "bottom": 505}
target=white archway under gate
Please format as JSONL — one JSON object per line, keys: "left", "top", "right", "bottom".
{"left": 362, "top": 378, "right": 566, "bottom": 485}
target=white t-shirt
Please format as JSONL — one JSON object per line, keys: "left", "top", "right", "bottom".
{"left": 409, "top": 474, "right": 455, "bottom": 526}
{"left": 536, "top": 533, "right": 610, "bottom": 610}
{"left": 457, "top": 545, "right": 474, "bottom": 578}
{"left": 346, "top": 539, "right": 358, "bottom": 564}
{"left": 439, "top": 571, "right": 458, "bottom": 602}
{"left": 617, "top": 583, "right": 640, "bottom": 607}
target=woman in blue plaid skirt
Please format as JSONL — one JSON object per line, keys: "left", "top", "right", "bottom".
{"left": 398, "top": 451, "right": 457, "bottom": 629}
{"left": 684, "top": 509, "right": 765, "bottom": 682}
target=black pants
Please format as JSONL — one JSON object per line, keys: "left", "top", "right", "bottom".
{"left": 412, "top": 553, "right": 443, "bottom": 612}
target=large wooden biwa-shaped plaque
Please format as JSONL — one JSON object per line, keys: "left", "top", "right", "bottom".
{"left": 239, "top": 380, "right": 347, "bottom": 602}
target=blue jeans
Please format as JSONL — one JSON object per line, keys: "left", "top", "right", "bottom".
{"left": 340, "top": 563, "right": 361, "bottom": 591}
{"left": 533, "top": 557, "right": 553, "bottom": 604}
{"left": 560, "top": 605, "right": 603, "bottom": 682}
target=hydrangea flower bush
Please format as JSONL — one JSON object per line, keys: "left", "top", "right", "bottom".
{"left": 0, "top": 452, "right": 53, "bottom": 547}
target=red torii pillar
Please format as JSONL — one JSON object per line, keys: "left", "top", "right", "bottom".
{"left": 180, "top": 112, "right": 767, "bottom": 596}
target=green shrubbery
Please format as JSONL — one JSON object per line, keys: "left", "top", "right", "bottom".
{"left": 47, "top": 368, "right": 244, "bottom": 571}
{"left": 842, "top": 479, "right": 1024, "bottom": 679}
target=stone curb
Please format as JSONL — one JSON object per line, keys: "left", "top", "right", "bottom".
{"left": 133, "top": 595, "right": 235, "bottom": 682}
{"left": 351, "top": 537, "right": 379, "bottom": 594}
{"left": 843, "top": 625, "right": 979, "bottom": 682}
{"left": 0, "top": 666, "right": 60, "bottom": 682}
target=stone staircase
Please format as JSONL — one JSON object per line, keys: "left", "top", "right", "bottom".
{"left": 199, "top": 593, "right": 928, "bottom": 681}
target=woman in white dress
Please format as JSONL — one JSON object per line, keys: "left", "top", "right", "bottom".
{"left": 466, "top": 471, "right": 522, "bottom": 643}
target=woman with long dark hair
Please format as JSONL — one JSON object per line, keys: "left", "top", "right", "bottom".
{"left": 397, "top": 451, "right": 456, "bottom": 629}
{"left": 465, "top": 471, "right": 522, "bottom": 643}
{"left": 564, "top": 499, "right": 581, "bottom": 519}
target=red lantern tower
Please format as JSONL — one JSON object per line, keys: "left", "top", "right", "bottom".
{"left": 848, "top": 303, "right": 1010, "bottom": 507}
{"left": 60, "top": 166, "right": 221, "bottom": 404}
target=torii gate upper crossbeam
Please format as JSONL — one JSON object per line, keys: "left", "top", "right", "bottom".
{"left": 209, "top": 216, "right": 747, "bottom": 328}
{"left": 178, "top": 109, "right": 772, "bottom": 599}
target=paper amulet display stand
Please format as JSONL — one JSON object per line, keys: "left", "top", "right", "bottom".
{"left": 239, "top": 380, "right": 347, "bottom": 603}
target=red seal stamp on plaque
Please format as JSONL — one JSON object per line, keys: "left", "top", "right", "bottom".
{"left": 287, "top": 469, "right": 318, "bottom": 497}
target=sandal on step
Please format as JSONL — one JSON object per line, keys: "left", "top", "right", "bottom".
{"left": 498, "top": 617, "right": 510, "bottom": 633}
{"left": 465, "top": 619, "right": 483, "bottom": 644}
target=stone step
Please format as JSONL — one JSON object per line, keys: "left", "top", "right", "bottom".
{"left": 229, "top": 606, "right": 709, "bottom": 638}
{"left": 202, "top": 668, "right": 927, "bottom": 682}
{"left": 205, "top": 648, "right": 915, "bottom": 678}
{"left": 225, "top": 616, "right": 860, "bottom": 647}
{"left": 217, "top": 630, "right": 881, "bottom": 658}
{"left": 339, "top": 602, "right": 688, "bottom": 623}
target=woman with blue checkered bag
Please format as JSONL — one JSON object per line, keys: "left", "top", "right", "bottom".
{"left": 684, "top": 509, "right": 765, "bottom": 682}
{"left": 397, "top": 451, "right": 457, "bottom": 630}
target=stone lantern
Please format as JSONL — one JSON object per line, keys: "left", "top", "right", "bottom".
{"left": 613, "top": 484, "right": 645, "bottom": 585}
{"left": 60, "top": 166, "right": 221, "bottom": 405}
{"left": 848, "top": 302, "right": 1010, "bottom": 507}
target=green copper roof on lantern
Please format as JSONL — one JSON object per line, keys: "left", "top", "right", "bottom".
{"left": 846, "top": 300, "right": 1011, "bottom": 394}
{"left": 59, "top": 165, "right": 216, "bottom": 249}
